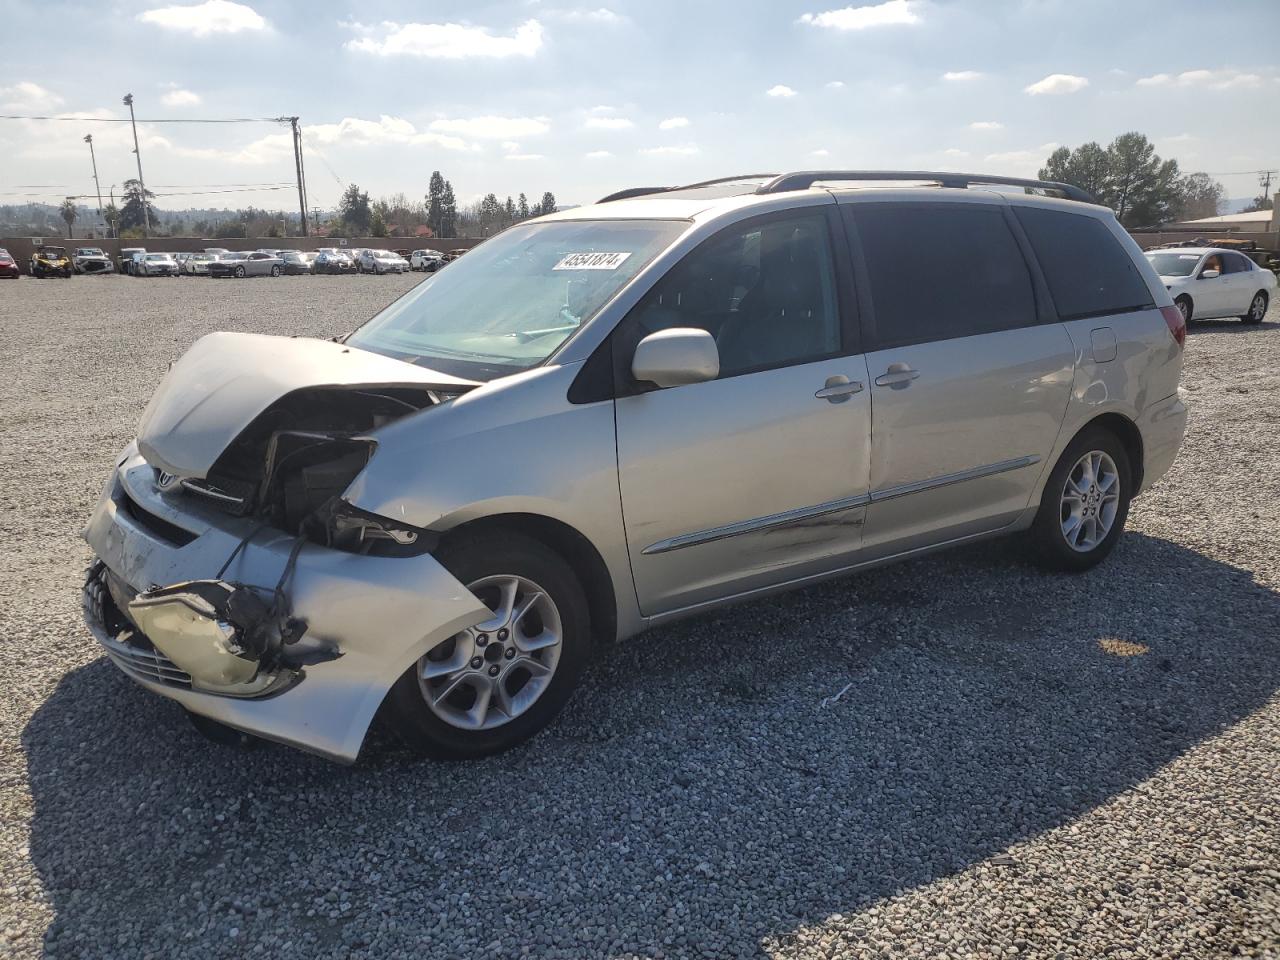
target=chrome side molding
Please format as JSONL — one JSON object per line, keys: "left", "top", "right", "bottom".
{"left": 644, "top": 455, "right": 1040, "bottom": 556}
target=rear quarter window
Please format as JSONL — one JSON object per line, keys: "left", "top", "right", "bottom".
{"left": 1013, "top": 206, "right": 1153, "bottom": 321}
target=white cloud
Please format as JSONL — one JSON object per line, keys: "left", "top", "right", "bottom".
{"left": 969, "top": 121, "right": 1003, "bottom": 131}
{"left": 224, "top": 115, "right": 475, "bottom": 165}
{"left": 585, "top": 150, "right": 613, "bottom": 159}
{"left": 504, "top": 153, "right": 544, "bottom": 161}
{"left": 0, "top": 81, "right": 63, "bottom": 110}
{"left": 943, "top": 148, "right": 969, "bottom": 157}
{"left": 825, "top": 80, "right": 845, "bottom": 89}
{"left": 584, "top": 116, "right": 634, "bottom": 130}
{"left": 138, "top": 0, "right": 267, "bottom": 36}
{"left": 640, "top": 144, "right": 699, "bottom": 156}
{"left": 161, "top": 88, "right": 201, "bottom": 107}
{"left": 1024, "top": 73, "right": 1089, "bottom": 95}
{"left": 811, "top": 149, "right": 830, "bottom": 157}
{"left": 1136, "top": 68, "right": 1264, "bottom": 90}
{"left": 346, "top": 18, "right": 544, "bottom": 58}
{"left": 501, "top": 140, "right": 521, "bottom": 152}
{"left": 985, "top": 142, "right": 1060, "bottom": 175}
{"left": 766, "top": 84, "right": 797, "bottom": 98}
{"left": 429, "top": 115, "right": 550, "bottom": 139}
{"left": 587, "top": 104, "right": 617, "bottom": 115}
{"left": 943, "top": 70, "right": 982, "bottom": 82}
{"left": 798, "top": 0, "right": 920, "bottom": 30}
{"left": 658, "top": 116, "right": 690, "bottom": 130}
{"left": 544, "top": 7, "right": 624, "bottom": 24}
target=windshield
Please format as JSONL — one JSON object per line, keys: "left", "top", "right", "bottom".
{"left": 76, "top": 248, "right": 104, "bottom": 256}
{"left": 41, "top": 247, "right": 66, "bottom": 257}
{"left": 347, "top": 219, "right": 686, "bottom": 380}
{"left": 1146, "top": 252, "right": 1202, "bottom": 277}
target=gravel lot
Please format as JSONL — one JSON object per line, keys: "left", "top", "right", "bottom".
{"left": 1, "top": 273, "right": 1277, "bottom": 959}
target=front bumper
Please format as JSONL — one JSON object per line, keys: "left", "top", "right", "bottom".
{"left": 1137, "top": 389, "right": 1188, "bottom": 494}
{"left": 83, "top": 449, "right": 487, "bottom": 762}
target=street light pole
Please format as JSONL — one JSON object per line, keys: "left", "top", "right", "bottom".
{"left": 84, "top": 134, "right": 104, "bottom": 227}
{"left": 108, "top": 184, "right": 117, "bottom": 239}
{"left": 122, "top": 93, "right": 151, "bottom": 237}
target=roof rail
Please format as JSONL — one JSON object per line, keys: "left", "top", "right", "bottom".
{"left": 754, "top": 170, "right": 1096, "bottom": 204}
{"left": 597, "top": 173, "right": 778, "bottom": 204}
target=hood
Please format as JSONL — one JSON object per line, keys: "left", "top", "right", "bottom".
{"left": 136, "top": 332, "right": 477, "bottom": 478}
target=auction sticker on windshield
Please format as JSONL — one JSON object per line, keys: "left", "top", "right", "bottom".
{"left": 553, "top": 251, "right": 633, "bottom": 271}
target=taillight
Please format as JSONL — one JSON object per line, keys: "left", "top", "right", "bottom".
{"left": 1160, "top": 304, "right": 1185, "bottom": 348}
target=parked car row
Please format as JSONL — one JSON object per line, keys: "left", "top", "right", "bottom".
{"left": 3, "top": 245, "right": 469, "bottom": 278}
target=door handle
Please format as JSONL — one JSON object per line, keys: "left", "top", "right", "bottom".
{"left": 815, "top": 376, "right": 864, "bottom": 403}
{"left": 874, "top": 362, "right": 920, "bottom": 388}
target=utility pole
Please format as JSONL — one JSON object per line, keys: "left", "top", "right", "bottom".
{"left": 1259, "top": 170, "right": 1275, "bottom": 205}
{"left": 108, "top": 184, "right": 117, "bottom": 239}
{"left": 122, "top": 93, "right": 151, "bottom": 237}
{"left": 84, "top": 134, "right": 104, "bottom": 224}
{"left": 287, "top": 117, "right": 309, "bottom": 236}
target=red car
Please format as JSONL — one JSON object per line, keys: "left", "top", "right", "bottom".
{"left": 0, "top": 248, "right": 19, "bottom": 279}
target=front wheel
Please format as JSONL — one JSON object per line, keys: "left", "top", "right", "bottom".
{"left": 385, "top": 532, "right": 591, "bottom": 760}
{"left": 1030, "top": 427, "right": 1133, "bottom": 572}
{"left": 234, "top": 265, "right": 246, "bottom": 278}
{"left": 270, "top": 265, "right": 281, "bottom": 277}
{"left": 1241, "top": 291, "right": 1268, "bottom": 325}
{"left": 1175, "top": 295, "right": 1193, "bottom": 326}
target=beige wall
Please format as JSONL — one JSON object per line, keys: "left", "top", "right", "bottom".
{"left": 1, "top": 235, "right": 481, "bottom": 269}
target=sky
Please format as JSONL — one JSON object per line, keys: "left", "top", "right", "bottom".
{"left": 1, "top": 0, "right": 1278, "bottom": 217}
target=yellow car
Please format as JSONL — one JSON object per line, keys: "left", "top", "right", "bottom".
{"left": 30, "top": 245, "right": 72, "bottom": 279}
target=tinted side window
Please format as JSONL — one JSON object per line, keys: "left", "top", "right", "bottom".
{"left": 619, "top": 212, "right": 841, "bottom": 380}
{"left": 1222, "top": 253, "right": 1251, "bottom": 274}
{"left": 849, "top": 203, "right": 1036, "bottom": 349}
{"left": 1014, "top": 206, "right": 1153, "bottom": 320}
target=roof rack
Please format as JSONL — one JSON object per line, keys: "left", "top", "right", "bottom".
{"left": 596, "top": 173, "right": 778, "bottom": 204}
{"left": 754, "top": 170, "right": 1096, "bottom": 204}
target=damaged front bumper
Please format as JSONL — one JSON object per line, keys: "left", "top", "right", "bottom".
{"left": 83, "top": 448, "right": 488, "bottom": 762}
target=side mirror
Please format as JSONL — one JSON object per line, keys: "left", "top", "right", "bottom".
{"left": 631, "top": 328, "right": 719, "bottom": 388}
{"left": 1200, "top": 268, "right": 1220, "bottom": 279}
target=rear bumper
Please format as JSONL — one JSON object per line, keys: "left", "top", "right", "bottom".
{"left": 1137, "top": 389, "right": 1188, "bottom": 494}
{"left": 82, "top": 449, "right": 487, "bottom": 762}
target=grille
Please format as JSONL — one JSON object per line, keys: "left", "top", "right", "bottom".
{"left": 180, "top": 477, "right": 254, "bottom": 516}
{"left": 102, "top": 638, "right": 193, "bottom": 688}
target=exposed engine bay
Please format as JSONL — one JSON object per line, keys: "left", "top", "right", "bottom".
{"left": 180, "top": 385, "right": 448, "bottom": 553}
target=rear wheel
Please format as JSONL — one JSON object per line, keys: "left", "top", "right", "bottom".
{"left": 1241, "top": 291, "right": 1268, "bottom": 324}
{"left": 385, "top": 532, "right": 591, "bottom": 760}
{"left": 270, "top": 264, "right": 281, "bottom": 277}
{"left": 234, "top": 265, "right": 246, "bottom": 278}
{"left": 1030, "top": 427, "right": 1133, "bottom": 572}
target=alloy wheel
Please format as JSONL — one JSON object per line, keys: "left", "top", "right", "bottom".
{"left": 1250, "top": 294, "right": 1267, "bottom": 322}
{"left": 417, "top": 574, "right": 563, "bottom": 731}
{"left": 1176, "top": 298, "right": 1191, "bottom": 323}
{"left": 1060, "top": 450, "right": 1121, "bottom": 552}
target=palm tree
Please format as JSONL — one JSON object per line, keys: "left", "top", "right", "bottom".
{"left": 59, "top": 198, "right": 78, "bottom": 238}
{"left": 102, "top": 202, "right": 120, "bottom": 239}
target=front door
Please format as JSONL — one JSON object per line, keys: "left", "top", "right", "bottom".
{"left": 841, "top": 200, "right": 1075, "bottom": 556}
{"left": 614, "top": 206, "right": 872, "bottom": 616}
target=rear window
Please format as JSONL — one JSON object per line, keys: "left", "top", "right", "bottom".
{"left": 1014, "top": 207, "right": 1153, "bottom": 320}
{"left": 849, "top": 203, "right": 1036, "bottom": 349}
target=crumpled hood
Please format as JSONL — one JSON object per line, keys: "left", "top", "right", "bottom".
{"left": 137, "top": 332, "right": 475, "bottom": 478}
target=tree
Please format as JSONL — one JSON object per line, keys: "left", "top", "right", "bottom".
{"left": 439, "top": 180, "right": 457, "bottom": 238}
{"left": 337, "top": 183, "right": 372, "bottom": 234}
{"left": 1177, "top": 172, "right": 1226, "bottom": 221}
{"left": 102, "top": 201, "right": 120, "bottom": 239}
{"left": 119, "top": 179, "right": 158, "bottom": 232}
{"left": 478, "top": 193, "right": 501, "bottom": 234}
{"left": 1039, "top": 133, "right": 1218, "bottom": 228}
{"left": 214, "top": 221, "right": 248, "bottom": 239}
{"left": 504, "top": 195, "right": 516, "bottom": 227}
{"left": 426, "top": 171, "right": 446, "bottom": 236}
{"left": 59, "top": 199, "right": 78, "bottom": 238}
{"left": 517, "top": 192, "right": 530, "bottom": 221}
{"left": 539, "top": 191, "right": 557, "bottom": 216}
{"left": 370, "top": 207, "right": 388, "bottom": 237}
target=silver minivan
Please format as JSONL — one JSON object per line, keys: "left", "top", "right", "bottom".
{"left": 82, "top": 171, "right": 1188, "bottom": 762}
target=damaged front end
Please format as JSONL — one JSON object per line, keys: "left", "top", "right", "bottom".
{"left": 85, "top": 332, "right": 481, "bottom": 725}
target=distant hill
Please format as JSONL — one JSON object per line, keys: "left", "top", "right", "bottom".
{"left": 1223, "top": 197, "right": 1260, "bottom": 215}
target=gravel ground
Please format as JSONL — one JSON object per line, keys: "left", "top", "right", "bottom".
{"left": 1, "top": 273, "right": 1277, "bottom": 960}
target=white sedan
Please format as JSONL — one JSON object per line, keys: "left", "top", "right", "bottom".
{"left": 357, "top": 249, "right": 409, "bottom": 274}
{"left": 1145, "top": 247, "right": 1275, "bottom": 325}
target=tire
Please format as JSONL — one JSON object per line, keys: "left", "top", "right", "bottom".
{"left": 270, "top": 265, "right": 281, "bottom": 277}
{"left": 385, "top": 531, "right": 592, "bottom": 760}
{"left": 234, "top": 265, "right": 246, "bottom": 278}
{"left": 1240, "top": 291, "right": 1268, "bottom": 325}
{"left": 1030, "top": 426, "right": 1133, "bottom": 572}
{"left": 1174, "top": 295, "right": 1193, "bottom": 326}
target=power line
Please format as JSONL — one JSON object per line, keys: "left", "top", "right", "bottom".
{"left": 0, "top": 114, "right": 283, "bottom": 124}
{"left": 1, "top": 185, "right": 295, "bottom": 200}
